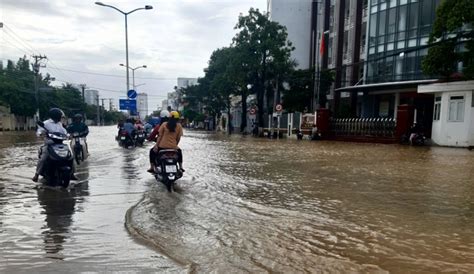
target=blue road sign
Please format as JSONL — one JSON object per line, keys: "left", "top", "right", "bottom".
{"left": 127, "top": 89, "right": 137, "bottom": 99}
{"left": 119, "top": 99, "right": 137, "bottom": 111}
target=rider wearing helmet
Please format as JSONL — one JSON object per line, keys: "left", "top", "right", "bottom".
{"left": 67, "top": 113, "right": 89, "bottom": 156}
{"left": 147, "top": 110, "right": 170, "bottom": 142}
{"left": 148, "top": 110, "right": 184, "bottom": 173}
{"left": 32, "top": 108, "right": 77, "bottom": 182}
{"left": 67, "top": 114, "right": 89, "bottom": 138}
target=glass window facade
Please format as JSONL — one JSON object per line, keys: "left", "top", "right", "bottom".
{"left": 366, "top": 0, "right": 438, "bottom": 84}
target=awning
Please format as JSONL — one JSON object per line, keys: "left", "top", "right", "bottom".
{"left": 335, "top": 79, "right": 438, "bottom": 93}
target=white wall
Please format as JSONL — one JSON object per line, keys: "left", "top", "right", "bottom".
{"left": 269, "top": 0, "right": 312, "bottom": 69}
{"left": 419, "top": 81, "right": 474, "bottom": 147}
{"left": 137, "top": 93, "right": 148, "bottom": 118}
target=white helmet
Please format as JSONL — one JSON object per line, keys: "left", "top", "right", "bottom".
{"left": 160, "top": 110, "right": 170, "bottom": 118}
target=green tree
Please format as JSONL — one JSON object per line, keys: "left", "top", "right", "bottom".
{"left": 0, "top": 57, "right": 37, "bottom": 116}
{"left": 233, "top": 8, "right": 295, "bottom": 128}
{"left": 422, "top": 0, "right": 474, "bottom": 79}
{"left": 281, "top": 69, "right": 313, "bottom": 112}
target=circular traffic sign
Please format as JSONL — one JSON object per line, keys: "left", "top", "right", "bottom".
{"left": 275, "top": 104, "right": 283, "bottom": 112}
{"left": 127, "top": 89, "right": 137, "bottom": 99}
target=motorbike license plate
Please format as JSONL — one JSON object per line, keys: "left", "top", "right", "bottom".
{"left": 120, "top": 136, "right": 126, "bottom": 140}
{"left": 165, "top": 165, "right": 177, "bottom": 173}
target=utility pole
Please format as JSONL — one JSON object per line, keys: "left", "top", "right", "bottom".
{"left": 101, "top": 98, "right": 106, "bottom": 126}
{"left": 32, "top": 54, "right": 47, "bottom": 121}
{"left": 96, "top": 95, "right": 100, "bottom": 126}
{"left": 107, "top": 98, "right": 114, "bottom": 111}
{"left": 79, "top": 84, "right": 86, "bottom": 103}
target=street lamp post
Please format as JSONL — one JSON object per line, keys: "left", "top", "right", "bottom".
{"left": 95, "top": 2, "right": 152, "bottom": 93}
{"left": 120, "top": 64, "right": 147, "bottom": 90}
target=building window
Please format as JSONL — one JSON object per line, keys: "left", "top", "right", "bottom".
{"left": 448, "top": 95, "right": 465, "bottom": 122}
{"left": 433, "top": 96, "right": 441, "bottom": 121}
{"left": 408, "top": 2, "right": 419, "bottom": 38}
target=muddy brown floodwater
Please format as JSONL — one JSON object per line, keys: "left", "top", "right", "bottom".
{"left": 1, "top": 126, "right": 474, "bottom": 273}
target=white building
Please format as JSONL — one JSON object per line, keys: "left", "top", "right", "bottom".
{"left": 177, "top": 77, "right": 198, "bottom": 89}
{"left": 161, "top": 99, "right": 169, "bottom": 111}
{"left": 268, "top": 0, "right": 314, "bottom": 69}
{"left": 137, "top": 92, "right": 148, "bottom": 118}
{"left": 167, "top": 92, "right": 179, "bottom": 111}
{"left": 84, "top": 89, "right": 99, "bottom": 106}
{"left": 418, "top": 81, "right": 474, "bottom": 148}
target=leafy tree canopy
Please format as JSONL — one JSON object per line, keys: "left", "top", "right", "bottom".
{"left": 422, "top": 0, "right": 474, "bottom": 79}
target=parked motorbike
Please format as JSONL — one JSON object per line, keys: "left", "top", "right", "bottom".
{"left": 71, "top": 132, "right": 88, "bottom": 165}
{"left": 401, "top": 123, "right": 426, "bottom": 146}
{"left": 37, "top": 121, "right": 74, "bottom": 188}
{"left": 154, "top": 149, "right": 183, "bottom": 192}
{"left": 117, "top": 130, "right": 135, "bottom": 148}
{"left": 410, "top": 132, "right": 427, "bottom": 146}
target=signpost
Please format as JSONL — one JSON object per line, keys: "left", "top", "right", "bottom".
{"left": 274, "top": 104, "right": 283, "bottom": 139}
{"left": 119, "top": 99, "right": 137, "bottom": 111}
{"left": 275, "top": 104, "right": 283, "bottom": 112}
{"left": 127, "top": 89, "right": 137, "bottom": 99}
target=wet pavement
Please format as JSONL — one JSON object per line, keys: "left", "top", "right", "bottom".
{"left": 1, "top": 126, "right": 474, "bottom": 273}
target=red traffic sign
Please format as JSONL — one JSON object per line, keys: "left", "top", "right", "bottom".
{"left": 249, "top": 108, "right": 256, "bottom": 115}
{"left": 275, "top": 104, "right": 283, "bottom": 112}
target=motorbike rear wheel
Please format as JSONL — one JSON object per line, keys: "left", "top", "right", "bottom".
{"left": 162, "top": 177, "right": 173, "bottom": 192}
{"left": 75, "top": 146, "right": 82, "bottom": 165}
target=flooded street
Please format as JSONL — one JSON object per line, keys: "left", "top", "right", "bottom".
{"left": 1, "top": 126, "right": 474, "bottom": 273}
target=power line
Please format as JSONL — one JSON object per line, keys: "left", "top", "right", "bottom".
{"left": 52, "top": 78, "right": 168, "bottom": 98}
{"left": 3, "top": 24, "right": 39, "bottom": 54}
{"left": 50, "top": 66, "right": 176, "bottom": 80}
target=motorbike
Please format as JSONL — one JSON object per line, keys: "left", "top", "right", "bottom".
{"left": 401, "top": 123, "right": 427, "bottom": 146}
{"left": 71, "top": 132, "right": 88, "bottom": 165}
{"left": 410, "top": 132, "right": 427, "bottom": 146}
{"left": 154, "top": 149, "right": 183, "bottom": 192}
{"left": 37, "top": 121, "right": 74, "bottom": 188}
{"left": 134, "top": 129, "right": 146, "bottom": 146}
{"left": 117, "top": 130, "right": 135, "bottom": 148}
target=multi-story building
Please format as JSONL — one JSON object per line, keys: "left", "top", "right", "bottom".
{"left": 314, "top": 0, "right": 368, "bottom": 115}
{"left": 137, "top": 92, "right": 148, "bottom": 118}
{"left": 84, "top": 89, "right": 99, "bottom": 106}
{"left": 268, "top": 0, "right": 316, "bottom": 69}
{"left": 161, "top": 99, "right": 169, "bottom": 111}
{"left": 333, "top": 0, "right": 441, "bottom": 135}
{"left": 167, "top": 92, "right": 179, "bottom": 111}
{"left": 177, "top": 78, "right": 198, "bottom": 89}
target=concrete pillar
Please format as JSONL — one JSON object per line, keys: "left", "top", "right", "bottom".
{"left": 288, "top": 113, "right": 293, "bottom": 137}
{"left": 316, "top": 108, "right": 330, "bottom": 138}
{"left": 394, "top": 92, "right": 400, "bottom": 120}
{"left": 395, "top": 104, "right": 415, "bottom": 139}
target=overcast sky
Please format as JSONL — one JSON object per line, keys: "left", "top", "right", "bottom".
{"left": 0, "top": 0, "right": 267, "bottom": 114}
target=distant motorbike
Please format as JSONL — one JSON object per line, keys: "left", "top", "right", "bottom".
{"left": 37, "top": 121, "right": 74, "bottom": 188}
{"left": 117, "top": 130, "right": 135, "bottom": 148}
{"left": 401, "top": 123, "right": 427, "bottom": 146}
{"left": 154, "top": 149, "right": 183, "bottom": 192}
{"left": 134, "top": 129, "right": 146, "bottom": 146}
{"left": 71, "top": 132, "right": 88, "bottom": 165}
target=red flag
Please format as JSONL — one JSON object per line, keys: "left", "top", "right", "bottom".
{"left": 319, "top": 33, "right": 325, "bottom": 56}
